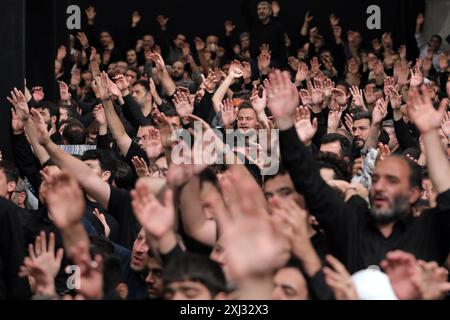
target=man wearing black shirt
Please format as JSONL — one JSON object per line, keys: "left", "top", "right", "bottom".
{"left": 268, "top": 70, "right": 450, "bottom": 273}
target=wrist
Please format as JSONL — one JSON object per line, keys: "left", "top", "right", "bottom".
{"left": 275, "top": 117, "right": 294, "bottom": 131}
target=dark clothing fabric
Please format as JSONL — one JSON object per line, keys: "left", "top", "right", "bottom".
{"left": 0, "top": 198, "right": 31, "bottom": 299}
{"left": 280, "top": 126, "right": 450, "bottom": 273}
{"left": 85, "top": 199, "right": 120, "bottom": 243}
{"left": 107, "top": 186, "right": 140, "bottom": 249}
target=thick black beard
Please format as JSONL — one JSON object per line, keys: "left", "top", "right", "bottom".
{"left": 369, "top": 194, "right": 411, "bottom": 225}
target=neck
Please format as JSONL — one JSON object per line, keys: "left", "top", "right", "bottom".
{"left": 142, "top": 103, "right": 152, "bottom": 117}
{"left": 261, "top": 17, "right": 270, "bottom": 25}
{"left": 377, "top": 222, "right": 395, "bottom": 238}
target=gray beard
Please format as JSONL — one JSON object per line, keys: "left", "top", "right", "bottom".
{"left": 369, "top": 194, "right": 411, "bottom": 225}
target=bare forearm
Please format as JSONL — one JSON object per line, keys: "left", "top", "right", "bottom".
{"left": 159, "top": 70, "right": 176, "bottom": 97}
{"left": 423, "top": 130, "right": 450, "bottom": 193}
{"left": 24, "top": 122, "right": 50, "bottom": 165}
{"left": 60, "top": 223, "right": 90, "bottom": 258}
{"left": 212, "top": 76, "right": 234, "bottom": 113}
{"left": 364, "top": 123, "right": 381, "bottom": 151}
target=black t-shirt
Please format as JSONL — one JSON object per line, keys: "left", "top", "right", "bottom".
{"left": 85, "top": 198, "right": 121, "bottom": 243}
{"left": 0, "top": 198, "right": 31, "bottom": 299}
{"left": 107, "top": 186, "right": 140, "bottom": 249}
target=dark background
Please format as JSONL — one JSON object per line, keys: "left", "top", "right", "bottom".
{"left": 0, "top": 0, "right": 425, "bottom": 161}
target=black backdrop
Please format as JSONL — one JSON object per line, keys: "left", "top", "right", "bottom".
{"left": 0, "top": 0, "right": 426, "bottom": 161}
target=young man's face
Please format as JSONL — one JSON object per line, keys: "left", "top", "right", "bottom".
{"left": 352, "top": 118, "right": 371, "bottom": 149}
{"left": 130, "top": 229, "right": 149, "bottom": 271}
{"left": 173, "top": 34, "right": 186, "bottom": 49}
{"left": 164, "top": 281, "right": 213, "bottom": 300}
{"left": 237, "top": 108, "right": 258, "bottom": 132}
{"left": 83, "top": 159, "right": 110, "bottom": 182}
{"left": 369, "top": 157, "right": 418, "bottom": 222}
{"left": 34, "top": 107, "right": 52, "bottom": 127}
{"left": 131, "top": 84, "right": 150, "bottom": 107}
{"left": 145, "top": 257, "right": 163, "bottom": 299}
{"left": 0, "top": 170, "right": 13, "bottom": 198}
{"left": 126, "top": 50, "right": 137, "bottom": 65}
{"left": 59, "top": 107, "right": 69, "bottom": 122}
{"left": 126, "top": 70, "right": 138, "bottom": 86}
{"left": 81, "top": 72, "right": 93, "bottom": 87}
{"left": 100, "top": 32, "right": 112, "bottom": 47}
{"left": 272, "top": 267, "right": 309, "bottom": 300}
{"left": 320, "top": 141, "right": 342, "bottom": 158}
{"left": 264, "top": 173, "right": 305, "bottom": 209}
{"left": 430, "top": 36, "right": 442, "bottom": 51}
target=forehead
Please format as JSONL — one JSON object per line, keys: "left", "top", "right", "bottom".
{"left": 353, "top": 118, "right": 370, "bottom": 127}
{"left": 374, "top": 157, "right": 409, "bottom": 178}
{"left": 275, "top": 267, "right": 306, "bottom": 286}
{"left": 133, "top": 84, "right": 146, "bottom": 92}
{"left": 168, "top": 280, "right": 208, "bottom": 291}
{"left": 173, "top": 62, "right": 184, "bottom": 68}
{"left": 237, "top": 108, "right": 256, "bottom": 118}
{"left": 264, "top": 173, "right": 294, "bottom": 190}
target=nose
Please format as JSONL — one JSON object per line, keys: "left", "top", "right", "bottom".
{"left": 146, "top": 272, "right": 155, "bottom": 284}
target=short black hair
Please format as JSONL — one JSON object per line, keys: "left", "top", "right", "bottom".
{"left": 199, "top": 167, "right": 220, "bottom": 189}
{"left": 0, "top": 160, "right": 20, "bottom": 183}
{"left": 113, "top": 160, "right": 134, "bottom": 190}
{"left": 62, "top": 122, "right": 86, "bottom": 144}
{"left": 82, "top": 149, "right": 117, "bottom": 183}
{"left": 353, "top": 111, "right": 372, "bottom": 125}
{"left": 159, "top": 102, "right": 178, "bottom": 117}
{"left": 431, "top": 34, "right": 442, "bottom": 43}
{"left": 133, "top": 79, "right": 150, "bottom": 92}
{"left": 127, "top": 66, "right": 142, "bottom": 79}
{"left": 163, "top": 253, "right": 226, "bottom": 297}
{"left": 320, "top": 133, "right": 352, "bottom": 159}
{"left": 264, "top": 164, "right": 289, "bottom": 184}
{"left": 317, "top": 152, "right": 352, "bottom": 182}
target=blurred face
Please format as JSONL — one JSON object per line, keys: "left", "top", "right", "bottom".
{"left": 34, "top": 107, "right": 51, "bottom": 127}
{"left": 352, "top": 118, "right": 371, "bottom": 149}
{"left": 59, "top": 107, "right": 69, "bottom": 122}
{"left": 0, "top": 170, "right": 11, "bottom": 198}
{"left": 237, "top": 108, "right": 258, "bottom": 132}
{"left": 100, "top": 32, "right": 112, "bottom": 47}
{"left": 116, "top": 61, "right": 128, "bottom": 76}
{"left": 272, "top": 267, "right": 308, "bottom": 300}
{"left": 145, "top": 257, "right": 163, "bottom": 299}
{"left": 320, "top": 141, "right": 342, "bottom": 158}
{"left": 136, "top": 126, "right": 155, "bottom": 154}
{"left": 130, "top": 229, "right": 149, "bottom": 271}
{"left": 81, "top": 72, "right": 93, "bottom": 87}
{"left": 143, "top": 35, "right": 155, "bottom": 50}
{"left": 164, "top": 281, "right": 213, "bottom": 300}
{"left": 257, "top": 3, "right": 271, "bottom": 22}
{"left": 166, "top": 116, "right": 181, "bottom": 129}
{"left": 210, "top": 239, "right": 227, "bottom": 279}
{"left": 127, "top": 50, "right": 137, "bottom": 65}
{"left": 107, "top": 63, "right": 117, "bottom": 77}
{"left": 126, "top": 70, "right": 138, "bottom": 86}
{"left": 173, "top": 34, "right": 186, "bottom": 49}
{"left": 240, "top": 36, "right": 250, "bottom": 50}
{"left": 370, "top": 157, "right": 417, "bottom": 224}
{"left": 132, "top": 84, "right": 150, "bottom": 107}
{"left": 171, "top": 61, "right": 185, "bottom": 80}
{"left": 264, "top": 174, "right": 305, "bottom": 209}
{"left": 84, "top": 159, "right": 110, "bottom": 182}
{"left": 430, "top": 36, "right": 442, "bottom": 51}
{"left": 207, "top": 35, "right": 219, "bottom": 52}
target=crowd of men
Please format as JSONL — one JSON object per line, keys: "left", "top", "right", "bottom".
{"left": 0, "top": 0, "right": 450, "bottom": 300}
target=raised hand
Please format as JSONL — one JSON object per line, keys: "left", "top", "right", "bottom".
{"left": 265, "top": 70, "right": 299, "bottom": 120}
{"left": 381, "top": 250, "right": 422, "bottom": 300}
{"left": 132, "top": 156, "right": 150, "bottom": 178}
{"left": 149, "top": 52, "right": 166, "bottom": 72}
{"left": 386, "top": 86, "right": 402, "bottom": 111}
{"left": 295, "top": 62, "right": 309, "bottom": 84}
{"left": 131, "top": 11, "right": 141, "bottom": 27}
{"left": 92, "top": 72, "right": 112, "bottom": 100}
{"left": 349, "top": 85, "right": 365, "bottom": 109}
{"left": 229, "top": 60, "right": 244, "bottom": 79}
{"left": 311, "top": 80, "right": 325, "bottom": 106}
{"left": 310, "top": 57, "right": 321, "bottom": 75}
{"left": 242, "top": 61, "right": 252, "bottom": 81}
{"left": 250, "top": 85, "right": 267, "bottom": 114}
{"left": 413, "top": 260, "right": 450, "bottom": 300}
{"left": 114, "top": 74, "right": 130, "bottom": 93}
{"left": 331, "top": 88, "right": 348, "bottom": 105}
{"left": 258, "top": 51, "right": 271, "bottom": 73}
{"left": 131, "top": 181, "right": 175, "bottom": 239}
{"left": 92, "top": 104, "right": 106, "bottom": 126}
{"left": 323, "top": 78, "right": 335, "bottom": 98}
{"left": 69, "top": 242, "right": 103, "bottom": 300}
{"left": 410, "top": 67, "right": 423, "bottom": 87}
{"left": 294, "top": 106, "right": 318, "bottom": 145}
{"left": 43, "top": 170, "right": 85, "bottom": 230}
{"left": 56, "top": 45, "right": 67, "bottom": 62}
{"left": 146, "top": 127, "right": 164, "bottom": 159}
{"left": 327, "top": 109, "right": 342, "bottom": 134}
{"left": 172, "top": 91, "right": 194, "bottom": 117}
{"left": 156, "top": 14, "right": 169, "bottom": 30}
{"left": 441, "top": 109, "right": 450, "bottom": 137}
{"left": 224, "top": 20, "right": 236, "bottom": 35}
{"left": 7, "top": 88, "right": 30, "bottom": 121}
{"left": 407, "top": 86, "right": 447, "bottom": 134}
{"left": 194, "top": 37, "right": 206, "bottom": 52}
{"left": 11, "top": 109, "right": 24, "bottom": 134}
{"left": 59, "top": 81, "right": 71, "bottom": 101}
{"left": 220, "top": 99, "right": 237, "bottom": 128}
{"left": 323, "top": 255, "right": 359, "bottom": 300}
{"left": 76, "top": 32, "right": 89, "bottom": 49}
{"left": 30, "top": 108, "right": 51, "bottom": 145}
{"left": 372, "top": 98, "right": 388, "bottom": 125}
{"left": 93, "top": 208, "right": 110, "bottom": 238}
